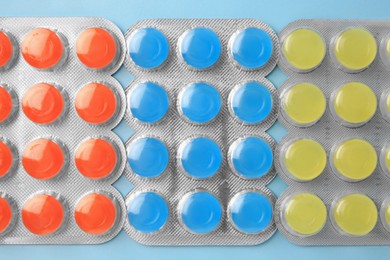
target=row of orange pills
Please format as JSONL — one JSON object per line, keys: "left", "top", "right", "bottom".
{"left": 0, "top": 192, "right": 119, "bottom": 236}
{"left": 0, "top": 27, "right": 120, "bottom": 71}
{"left": 0, "top": 82, "right": 119, "bottom": 125}
{"left": 0, "top": 137, "right": 120, "bottom": 180}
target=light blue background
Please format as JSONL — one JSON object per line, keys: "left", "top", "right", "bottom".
{"left": 2, "top": 0, "right": 390, "bottom": 259}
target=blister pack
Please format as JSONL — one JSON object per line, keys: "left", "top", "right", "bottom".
{"left": 0, "top": 17, "right": 127, "bottom": 244}
{"left": 275, "top": 19, "right": 390, "bottom": 245}
{"left": 122, "top": 19, "right": 279, "bottom": 245}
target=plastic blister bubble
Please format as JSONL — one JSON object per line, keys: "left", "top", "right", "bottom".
{"left": 228, "top": 191, "right": 273, "bottom": 234}
{"left": 126, "top": 191, "right": 169, "bottom": 234}
{"left": 279, "top": 192, "right": 327, "bottom": 237}
{"left": 21, "top": 28, "right": 68, "bottom": 71}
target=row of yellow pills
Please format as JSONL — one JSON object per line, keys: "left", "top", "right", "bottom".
{"left": 281, "top": 27, "right": 385, "bottom": 73}
{"left": 280, "top": 193, "right": 390, "bottom": 237}
{"left": 280, "top": 82, "right": 390, "bottom": 128}
{"left": 278, "top": 138, "right": 390, "bottom": 182}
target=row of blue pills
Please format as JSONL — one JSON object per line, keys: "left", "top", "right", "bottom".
{"left": 126, "top": 190, "right": 273, "bottom": 234}
{"left": 126, "top": 136, "right": 273, "bottom": 179}
{"left": 127, "top": 27, "right": 274, "bottom": 70}
{"left": 127, "top": 81, "right": 274, "bottom": 124}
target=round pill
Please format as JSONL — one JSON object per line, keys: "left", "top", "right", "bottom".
{"left": 381, "top": 90, "right": 390, "bottom": 124}
{"left": 0, "top": 32, "right": 14, "bottom": 68}
{"left": 75, "top": 193, "right": 117, "bottom": 235}
{"left": 230, "top": 81, "right": 273, "bottom": 124}
{"left": 283, "top": 193, "right": 327, "bottom": 236}
{"left": 22, "top": 83, "right": 65, "bottom": 124}
{"left": 128, "top": 82, "right": 169, "bottom": 123}
{"left": 282, "top": 28, "right": 326, "bottom": 71}
{"left": 229, "top": 192, "right": 273, "bottom": 234}
{"left": 22, "top": 194, "right": 64, "bottom": 235}
{"left": 127, "top": 82, "right": 169, "bottom": 123}
{"left": 75, "top": 138, "right": 117, "bottom": 179}
{"left": 230, "top": 137, "right": 273, "bottom": 179}
{"left": 332, "top": 139, "right": 377, "bottom": 181}
{"left": 333, "top": 28, "right": 377, "bottom": 72}
{"left": 22, "top": 138, "right": 65, "bottom": 180}
{"left": 332, "top": 82, "right": 377, "bottom": 126}
{"left": 380, "top": 36, "right": 390, "bottom": 69}
{"left": 128, "top": 28, "right": 169, "bottom": 69}
{"left": 179, "top": 137, "right": 222, "bottom": 179}
{"left": 230, "top": 27, "right": 273, "bottom": 69}
{"left": 75, "top": 83, "right": 117, "bottom": 124}
{"left": 179, "top": 82, "right": 221, "bottom": 123}
{"left": 0, "top": 197, "right": 13, "bottom": 233}
{"left": 179, "top": 191, "right": 222, "bottom": 234}
{"left": 76, "top": 28, "right": 118, "bottom": 70}
{"left": 332, "top": 194, "right": 377, "bottom": 236}
{"left": 283, "top": 139, "right": 326, "bottom": 181}
{"left": 386, "top": 92, "right": 390, "bottom": 116}
{"left": 382, "top": 146, "right": 390, "bottom": 175}
{"left": 0, "top": 86, "right": 14, "bottom": 123}
{"left": 127, "top": 137, "right": 168, "bottom": 178}
{"left": 384, "top": 37, "right": 390, "bottom": 63}
{"left": 383, "top": 201, "right": 390, "bottom": 229}
{"left": 179, "top": 28, "right": 221, "bottom": 69}
{"left": 0, "top": 141, "right": 14, "bottom": 178}
{"left": 282, "top": 83, "right": 326, "bottom": 126}
{"left": 127, "top": 192, "right": 168, "bottom": 233}
{"left": 21, "top": 28, "right": 64, "bottom": 69}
